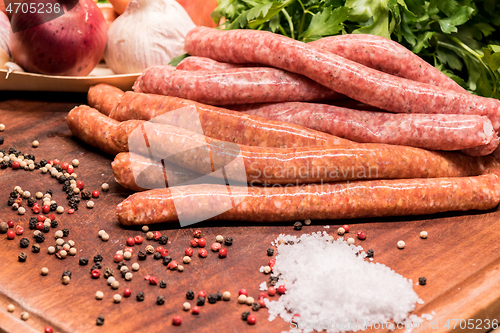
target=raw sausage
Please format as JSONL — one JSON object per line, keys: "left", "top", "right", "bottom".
{"left": 66, "top": 105, "right": 122, "bottom": 155}
{"left": 308, "top": 34, "right": 467, "bottom": 93}
{"left": 110, "top": 120, "right": 494, "bottom": 184}
{"left": 133, "top": 66, "right": 344, "bottom": 105}
{"left": 116, "top": 162, "right": 500, "bottom": 225}
{"left": 177, "top": 56, "right": 250, "bottom": 70}
{"left": 109, "top": 92, "right": 351, "bottom": 147}
{"left": 184, "top": 27, "right": 500, "bottom": 130}
{"left": 238, "top": 102, "right": 496, "bottom": 152}
{"left": 87, "top": 84, "right": 124, "bottom": 116}
{"left": 462, "top": 136, "right": 500, "bottom": 156}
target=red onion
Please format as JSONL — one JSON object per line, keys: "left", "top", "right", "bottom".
{"left": 0, "top": 11, "right": 10, "bottom": 57}
{"left": 10, "top": 0, "right": 107, "bottom": 76}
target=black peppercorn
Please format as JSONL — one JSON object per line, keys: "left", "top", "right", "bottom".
{"left": 293, "top": 221, "right": 302, "bottom": 230}
{"left": 32, "top": 244, "right": 40, "bottom": 253}
{"left": 267, "top": 248, "right": 274, "bottom": 256}
{"left": 10, "top": 191, "right": 18, "bottom": 198}
{"left": 162, "top": 255, "right": 172, "bottom": 266}
{"left": 158, "top": 235, "right": 168, "bottom": 245}
{"left": 7, "top": 160, "right": 12, "bottom": 168}
{"left": 252, "top": 302, "right": 260, "bottom": 311}
{"left": 90, "top": 265, "right": 100, "bottom": 272}
{"left": 62, "top": 270, "right": 72, "bottom": 278}
{"left": 96, "top": 316, "right": 105, "bottom": 326}
{"left": 117, "top": 261, "right": 126, "bottom": 269}
{"left": 18, "top": 252, "right": 27, "bottom": 262}
{"left": 208, "top": 294, "right": 217, "bottom": 304}
{"left": 27, "top": 198, "right": 36, "bottom": 207}
{"left": 104, "top": 268, "right": 114, "bottom": 278}
{"left": 8, "top": 147, "right": 15, "bottom": 154}
{"left": 136, "top": 292, "right": 145, "bottom": 302}
{"left": 20, "top": 238, "right": 30, "bottom": 248}
{"left": 81, "top": 189, "right": 91, "bottom": 200}
{"left": 58, "top": 175, "right": 67, "bottom": 184}
{"left": 418, "top": 277, "right": 427, "bottom": 286}
{"left": 50, "top": 220, "right": 58, "bottom": 228}
{"left": 269, "top": 276, "right": 279, "bottom": 286}
{"left": 242, "top": 311, "right": 250, "bottom": 320}
{"left": 288, "top": 241, "right": 295, "bottom": 245}
{"left": 224, "top": 236, "right": 233, "bottom": 246}
{"left": 186, "top": 290, "right": 195, "bottom": 300}
{"left": 42, "top": 225, "right": 50, "bottom": 233}
{"left": 366, "top": 249, "right": 374, "bottom": 258}
{"left": 121, "top": 270, "right": 128, "bottom": 278}
{"left": 40, "top": 159, "right": 47, "bottom": 167}
{"left": 34, "top": 233, "right": 45, "bottom": 243}
{"left": 54, "top": 165, "right": 62, "bottom": 172}
{"left": 138, "top": 251, "right": 147, "bottom": 261}
{"left": 216, "top": 291, "right": 222, "bottom": 301}
{"left": 46, "top": 190, "right": 53, "bottom": 196}
{"left": 153, "top": 252, "right": 162, "bottom": 260}
{"left": 156, "top": 295, "right": 165, "bottom": 305}
{"left": 34, "top": 162, "right": 40, "bottom": 169}
{"left": 93, "top": 254, "right": 103, "bottom": 263}
{"left": 0, "top": 160, "right": 7, "bottom": 169}
{"left": 197, "top": 297, "right": 205, "bottom": 306}
{"left": 50, "top": 203, "right": 57, "bottom": 211}
{"left": 7, "top": 197, "right": 14, "bottom": 206}
{"left": 0, "top": 136, "right": 3, "bottom": 145}
{"left": 159, "top": 280, "right": 167, "bottom": 288}
{"left": 62, "top": 228, "right": 69, "bottom": 237}
{"left": 79, "top": 257, "right": 89, "bottom": 266}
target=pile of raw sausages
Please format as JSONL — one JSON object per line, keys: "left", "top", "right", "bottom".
{"left": 66, "top": 27, "right": 500, "bottom": 226}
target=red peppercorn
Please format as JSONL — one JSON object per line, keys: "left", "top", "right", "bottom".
{"left": 44, "top": 326, "right": 54, "bottom": 333}
{"left": 193, "top": 230, "right": 202, "bottom": 238}
{"left": 197, "top": 238, "right": 206, "bottom": 248}
{"left": 167, "top": 260, "right": 178, "bottom": 270}
{"left": 114, "top": 253, "right": 123, "bottom": 263}
{"left": 37, "top": 215, "right": 45, "bottom": 222}
{"left": 53, "top": 159, "right": 60, "bottom": 165}
{"left": 153, "top": 231, "right": 161, "bottom": 241}
{"left": 218, "top": 248, "right": 227, "bottom": 258}
{"left": 185, "top": 248, "right": 193, "bottom": 256}
{"left": 144, "top": 275, "right": 151, "bottom": 281}
{"left": 32, "top": 206, "right": 41, "bottom": 214}
{"left": 149, "top": 276, "right": 158, "bottom": 285}
{"left": 357, "top": 231, "right": 367, "bottom": 240}
{"left": 7, "top": 230, "right": 15, "bottom": 239}
{"left": 33, "top": 202, "right": 39, "bottom": 207}
{"left": 12, "top": 161, "right": 20, "bottom": 169}
{"left": 160, "top": 250, "right": 169, "bottom": 257}
{"left": 126, "top": 237, "right": 135, "bottom": 246}
{"left": 67, "top": 168, "right": 74, "bottom": 175}
{"left": 342, "top": 225, "right": 350, "bottom": 233}
{"left": 268, "top": 258, "right": 276, "bottom": 268}
{"left": 156, "top": 246, "right": 165, "bottom": 253}
{"left": 67, "top": 208, "right": 75, "bottom": 214}
{"left": 190, "top": 238, "right": 198, "bottom": 248}
{"left": 47, "top": 160, "right": 52, "bottom": 165}
{"left": 125, "top": 247, "right": 134, "bottom": 253}
{"left": 61, "top": 162, "right": 69, "bottom": 170}
{"left": 7, "top": 220, "right": 14, "bottom": 228}
{"left": 123, "top": 288, "right": 132, "bottom": 297}
{"left": 211, "top": 242, "right": 221, "bottom": 252}
{"left": 277, "top": 285, "right": 286, "bottom": 294}
{"left": 76, "top": 181, "right": 84, "bottom": 190}
{"left": 134, "top": 235, "right": 143, "bottom": 244}
{"left": 14, "top": 197, "right": 22, "bottom": 205}
{"left": 91, "top": 269, "right": 101, "bottom": 279}
{"left": 247, "top": 314, "right": 257, "bottom": 325}
{"left": 15, "top": 226, "right": 23, "bottom": 235}
{"left": 198, "top": 249, "right": 207, "bottom": 258}
{"left": 198, "top": 290, "right": 206, "bottom": 298}
{"left": 191, "top": 306, "right": 200, "bottom": 315}
{"left": 92, "top": 190, "right": 100, "bottom": 198}
{"left": 267, "top": 286, "right": 276, "bottom": 296}
{"left": 258, "top": 292, "right": 268, "bottom": 299}
{"left": 36, "top": 222, "right": 44, "bottom": 230}
{"left": 42, "top": 205, "right": 50, "bottom": 214}
{"left": 238, "top": 289, "right": 248, "bottom": 296}
{"left": 258, "top": 298, "right": 266, "bottom": 308}
{"left": 172, "top": 315, "right": 182, "bottom": 326}
{"left": 47, "top": 214, "right": 56, "bottom": 221}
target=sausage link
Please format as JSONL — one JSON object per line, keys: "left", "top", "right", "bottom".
{"left": 238, "top": 102, "right": 496, "bottom": 152}
{"left": 116, "top": 164, "right": 500, "bottom": 225}
{"left": 462, "top": 135, "right": 500, "bottom": 156}
{"left": 109, "top": 92, "right": 351, "bottom": 147}
{"left": 112, "top": 152, "right": 201, "bottom": 191}
{"left": 87, "top": 84, "right": 125, "bottom": 116}
{"left": 134, "top": 66, "right": 343, "bottom": 105}
{"left": 184, "top": 27, "right": 500, "bottom": 130}
{"left": 177, "top": 56, "right": 248, "bottom": 71}
{"left": 66, "top": 105, "right": 122, "bottom": 155}
{"left": 308, "top": 34, "right": 467, "bottom": 93}
{"left": 111, "top": 120, "right": 493, "bottom": 185}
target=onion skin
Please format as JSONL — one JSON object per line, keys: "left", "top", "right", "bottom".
{"left": 10, "top": 0, "right": 107, "bottom": 76}
{"left": 0, "top": 11, "right": 10, "bottom": 57}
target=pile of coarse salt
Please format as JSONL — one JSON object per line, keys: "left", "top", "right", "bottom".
{"left": 265, "top": 232, "right": 422, "bottom": 333}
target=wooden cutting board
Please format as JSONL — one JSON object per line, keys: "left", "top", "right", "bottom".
{"left": 0, "top": 93, "right": 499, "bottom": 333}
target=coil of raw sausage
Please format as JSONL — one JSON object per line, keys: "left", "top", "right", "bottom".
{"left": 116, "top": 164, "right": 500, "bottom": 225}
{"left": 238, "top": 102, "right": 496, "bottom": 153}
{"left": 133, "top": 66, "right": 344, "bottom": 105}
{"left": 108, "top": 92, "right": 351, "bottom": 147}
{"left": 176, "top": 56, "right": 250, "bottom": 71}
{"left": 184, "top": 27, "right": 500, "bottom": 130}
{"left": 87, "top": 84, "right": 125, "bottom": 116}
{"left": 308, "top": 34, "right": 467, "bottom": 93}
{"left": 110, "top": 120, "right": 493, "bottom": 185}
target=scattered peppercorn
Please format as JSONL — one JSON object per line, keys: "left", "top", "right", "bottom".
{"left": 32, "top": 244, "right": 40, "bottom": 253}
{"left": 267, "top": 248, "right": 274, "bottom": 256}
{"left": 186, "top": 290, "right": 195, "bottom": 300}
{"left": 159, "top": 280, "right": 167, "bottom": 288}
{"left": 62, "top": 270, "right": 72, "bottom": 278}
{"left": 293, "top": 221, "right": 303, "bottom": 230}
{"left": 397, "top": 240, "right": 406, "bottom": 249}
{"left": 96, "top": 316, "right": 105, "bottom": 326}
{"left": 208, "top": 294, "right": 217, "bottom": 304}
{"left": 136, "top": 292, "right": 145, "bottom": 302}
{"left": 198, "top": 249, "right": 207, "bottom": 258}
{"left": 242, "top": 311, "right": 251, "bottom": 320}
{"left": 62, "top": 228, "right": 69, "bottom": 237}
{"left": 18, "top": 252, "right": 27, "bottom": 262}
{"left": 158, "top": 235, "right": 168, "bottom": 245}
{"left": 19, "top": 237, "right": 29, "bottom": 248}
{"left": 156, "top": 295, "right": 165, "bottom": 305}
{"left": 224, "top": 236, "right": 233, "bottom": 246}
{"left": 252, "top": 302, "right": 260, "bottom": 311}
{"left": 93, "top": 254, "right": 103, "bottom": 263}
{"left": 247, "top": 314, "right": 257, "bottom": 325}
{"left": 366, "top": 249, "right": 374, "bottom": 258}
{"left": 197, "top": 297, "right": 205, "bottom": 306}
{"left": 418, "top": 277, "right": 427, "bottom": 286}
{"left": 420, "top": 231, "right": 428, "bottom": 239}
{"left": 172, "top": 315, "right": 182, "bottom": 326}
{"left": 277, "top": 285, "right": 286, "bottom": 294}
{"left": 79, "top": 257, "right": 89, "bottom": 266}
{"left": 91, "top": 269, "right": 101, "bottom": 279}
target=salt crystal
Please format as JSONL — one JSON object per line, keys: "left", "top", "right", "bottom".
{"left": 266, "top": 232, "right": 421, "bottom": 333}
{"left": 324, "top": 225, "right": 330, "bottom": 229}
{"left": 259, "top": 281, "right": 267, "bottom": 291}
{"left": 417, "top": 298, "right": 424, "bottom": 304}
{"left": 259, "top": 266, "right": 265, "bottom": 273}
{"left": 431, "top": 311, "right": 436, "bottom": 315}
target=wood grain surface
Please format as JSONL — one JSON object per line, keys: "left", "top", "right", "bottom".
{"left": 0, "top": 92, "right": 500, "bottom": 333}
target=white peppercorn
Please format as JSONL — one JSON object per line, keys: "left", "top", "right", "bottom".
{"left": 111, "top": 281, "right": 120, "bottom": 289}
{"left": 7, "top": 304, "right": 15, "bottom": 312}
{"left": 113, "top": 294, "right": 122, "bottom": 303}
{"left": 420, "top": 231, "right": 428, "bottom": 239}
{"left": 107, "top": 277, "right": 116, "bottom": 285}
{"left": 182, "top": 302, "right": 191, "bottom": 311}
{"left": 87, "top": 201, "right": 94, "bottom": 209}
{"left": 32, "top": 140, "right": 39, "bottom": 148}
{"left": 17, "top": 207, "right": 25, "bottom": 215}
{"left": 142, "top": 225, "right": 149, "bottom": 232}
{"left": 216, "top": 235, "right": 224, "bottom": 243}
{"left": 62, "top": 276, "right": 70, "bottom": 285}
{"left": 71, "top": 159, "right": 79, "bottom": 167}
{"left": 56, "top": 206, "right": 64, "bottom": 214}
{"left": 123, "top": 251, "right": 132, "bottom": 260}
{"left": 73, "top": 187, "right": 80, "bottom": 194}
{"left": 222, "top": 291, "right": 231, "bottom": 301}
{"left": 22, "top": 191, "right": 30, "bottom": 198}
{"left": 101, "top": 233, "right": 109, "bottom": 241}
{"left": 238, "top": 294, "right": 247, "bottom": 304}
{"left": 146, "top": 231, "right": 154, "bottom": 240}
{"left": 101, "top": 183, "right": 109, "bottom": 191}
{"left": 183, "top": 256, "right": 191, "bottom": 264}
{"left": 41, "top": 267, "right": 49, "bottom": 275}
{"left": 131, "top": 263, "right": 140, "bottom": 271}
{"left": 178, "top": 265, "right": 184, "bottom": 272}
{"left": 346, "top": 237, "right": 355, "bottom": 245}
{"left": 69, "top": 248, "right": 77, "bottom": 256}
{"left": 60, "top": 250, "right": 68, "bottom": 258}
{"left": 337, "top": 227, "right": 345, "bottom": 236}
{"left": 98, "top": 230, "right": 106, "bottom": 237}
{"left": 0, "top": 124, "right": 4, "bottom": 131}
{"left": 55, "top": 230, "right": 64, "bottom": 238}
{"left": 55, "top": 238, "right": 64, "bottom": 246}
{"left": 20, "top": 312, "right": 29, "bottom": 320}
{"left": 397, "top": 240, "right": 405, "bottom": 249}
{"left": 124, "top": 272, "right": 133, "bottom": 281}
{"left": 47, "top": 246, "right": 55, "bottom": 254}
{"left": 246, "top": 297, "right": 255, "bottom": 305}
{"left": 95, "top": 291, "right": 104, "bottom": 300}
{"left": 68, "top": 240, "right": 75, "bottom": 247}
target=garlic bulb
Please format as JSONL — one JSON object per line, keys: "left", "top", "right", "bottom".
{"left": 104, "top": 0, "right": 196, "bottom": 74}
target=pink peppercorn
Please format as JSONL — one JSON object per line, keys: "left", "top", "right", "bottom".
{"left": 76, "top": 181, "right": 84, "bottom": 190}
{"left": 190, "top": 239, "right": 198, "bottom": 247}
{"left": 211, "top": 242, "right": 221, "bottom": 252}
{"left": 126, "top": 237, "right": 135, "bottom": 246}
{"left": 167, "top": 260, "right": 178, "bottom": 270}
{"left": 357, "top": 231, "right": 367, "bottom": 240}
{"left": 247, "top": 314, "right": 257, "bottom": 325}
{"left": 342, "top": 225, "right": 350, "bottom": 233}
{"left": 15, "top": 226, "right": 23, "bottom": 235}
{"left": 7, "top": 220, "right": 14, "bottom": 228}
{"left": 268, "top": 258, "right": 276, "bottom": 268}
{"left": 123, "top": 288, "right": 131, "bottom": 297}
{"left": 12, "top": 161, "right": 20, "bottom": 169}
{"left": 91, "top": 269, "right": 101, "bottom": 279}
{"left": 193, "top": 230, "right": 202, "bottom": 238}
{"left": 172, "top": 315, "right": 182, "bottom": 326}
{"left": 92, "top": 190, "right": 100, "bottom": 198}
{"left": 47, "top": 160, "right": 52, "bottom": 165}
{"left": 267, "top": 286, "right": 276, "bottom": 296}
{"left": 114, "top": 253, "right": 123, "bottom": 263}
{"left": 36, "top": 222, "right": 44, "bottom": 230}
{"left": 185, "top": 248, "right": 193, "bottom": 256}
{"left": 125, "top": 247, "right": 134, "bottom": 253}
{"left": 67, "top": 168, "right": 74, "bottom": 175}
{"left": 61, "top": 162, "right": 69, "bottom": 170}
{"left": 198, "top": 290, "right": 206, "bottom": 298}
{"left": 7, "top": 230, "right": 15, "bottom": 239}
{"left": 149, "top": 276, "right": 158, "bottom": 285}
{"left": 156, "top": 246, "right": 165, "bottom": 253}
{"left": 198, "top": 249, "right": 207, "bottom": 258}
{"left": 219, "top": 248, "right": 227, "bottom": 258}
{"left": 277, "top": 285, "right": 286, "bottom": 294}
{"left": 238, "top": 289, "right": 248, "bottom": 296}
{"left": 197, "top": 238, "right": 206, "bottom": 248}
{"left": 134, "top": 235, "right": 143, "bottom": 244}
{"left": 37, "top": 215, "right": 45, "bottom": 222}
{"left": 53, "top": 159, "right": 60, "bottom": 165}
{"left": 14, "top": 197, "right": 22, "bottom": 205}
{"left": 42, "top": 205, "right": 50, "bottom": 214}
{"left": 160, "top": 250, "right": 169, "bottom": 257}
{"left": 67, "top": 208, "right": 75, "bottom": 214}
{"left": 32, "top": 206, "right": 40, "bottom": 214}
{"left": 258, "top": 298, "right": 266, "bottom": 308}
{"left": 192, "top": 306, "right": 200, "bottom": 315}
{"left": 44, "top": 326, "right": 54, "bottom": 333}
{"left": 144, "top": 275, "right": 151, "bottom": 281}
{"left": 47, "top": 214, "right": 56, "bottom": 221}
{"left": 258, "top": 292, "right": 267, "bottom": 299}
{"left": 153, "top": 231, "right": 161, "bottom": 241}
